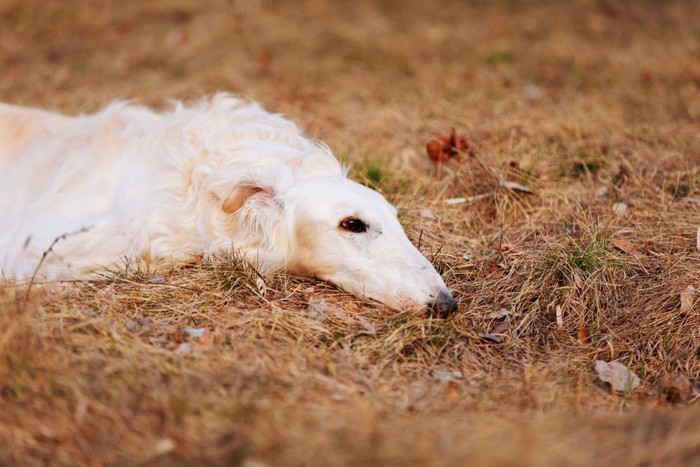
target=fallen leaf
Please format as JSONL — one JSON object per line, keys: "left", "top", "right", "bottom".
{"left": 659, "top": 374, "right": 694, "bottom": 404}
{"left": 595, "top": 186, "right": 609, "bottom": 197}
{"left": 612, "top": 202, "right": 628, "bottom": 216}
{"left": 611, "top": 238, "right": 644, "bottom": 258}
{"left": 307, "top": 296, "right": 329, "bottom": 321}
{"left": 175, "top": 342, "right": 192, "bottom": 354}
{"left": 426, "top": 128, "right": 475, "bottom": 163}
{"left": 303, "top": 287, "right": 315, "bottom": 300}
{"left": 680, "top": 285, "right": 696, "bottom": 314}
{"left": 126, "top": 318, "right": 151, "bottom": 333}
{"left": 490, "top": 321, "right": 508, "bottom": 334}
{"left": 578, "top": 327, "right": 591, "bottom": 344}
{"left": 595, "top": 360, "right": 641, "bottom": 393}
{"left": 478, "top": 333, "right": 504, "bottom": 344}
{"left": 696, "top": 227, "right": 699, "bottom": 251}
{"left": 154, "top": 438, "right": 176, "bottom": 455}
{"left": 431, "top": 368, "right": 463, "bottom": 382}
{"left": 492, "top": 244, "right": 513, "bottom": 253}
{"left": 357, "top": 315, "right": 376, "bottom": 335}
{"left": 420, "top": 208, "right": 435, "bottom": 219}
{"left": 149, "top": 274, "right": 166, "bottom": 284}
{"left": 487, "top": 308, "right": 511, "bottom": 320}
{"left": 183, "top": 327, "right": 207, "bottom": 339}
{"left": 181, "top": 327, "right": 212, "bottom": 351}
{"left": 523, "top": 84, "right": 545, "bottom": 101}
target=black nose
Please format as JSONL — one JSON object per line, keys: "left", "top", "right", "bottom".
{"left": 429, "top": 290, "right": 458, "bottom": 317}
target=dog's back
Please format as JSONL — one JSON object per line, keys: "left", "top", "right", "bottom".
{"left": 0, "top": 103, "right": 73, "bottom": 171}
{"left": 0, "top": 102, "right": 167, "bottom": 278}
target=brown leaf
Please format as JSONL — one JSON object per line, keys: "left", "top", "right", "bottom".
{"left": 659, "top": 375, "right": 693, "bottom": 404}
{"left": 492, "top": 244, "right": 513, "bottom": 253}
{"left": 611, "top": 238, "right": 644, "bottom": 258}
{"left": 680, "top": 285, "right": 696, "bottom": 314}
{"left": 426, "top": 128, "right": 475, "bottom": 164}
{"left": 478, "top": 333, "right": 504, "bottom": 344}
{"left": 427, "top": 139, "right": 449, "bottom": 163}
{"left": 578, "top": 327, "right": 591, "bottom": 344}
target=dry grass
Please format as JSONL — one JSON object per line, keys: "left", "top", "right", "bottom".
{"left": 1, "top": 0, "right": 699, "bottom": 465}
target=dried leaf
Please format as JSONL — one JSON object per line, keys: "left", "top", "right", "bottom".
{"left": 486, "top": 308, "right": 511, "bottom": 320}
{"left": 611, "top": 238, "right": 644, "bottom": 258}
{"left": 478, "top": 333, "right": 504, "bottom": 344}
{"left": 595, "top": 186, "right": 609, "bottom": 197}
{"left": 578, "top": 327, "right": 591, "bottom": 344}
{"left": 492, "top": 244, "right": 513, "bottom": 253}
{"left": 612, "top": 202, "right": 628, "bottom": 216}
{"left": 154, "top": 438, "right": 176, "bottom": 455}
{"left": 680, "top": 285, "right": 696, "bottom": 314}
{"left": 427, "top": 139, "right": 449, "bottom": 163}
{"left": 148, "top": 274, "right": 166, "bottom": 284}
{"left": 182, "top": 327, "right": 211, "bottom": 351}
{"left": 595, "top": 360, "right": 641, "bottom": 392}
{"left": 431, "top": 368, "right": 463, "bottom": 382}
{"left": 183, "top": 327, "right": 207, "bottom": 339}
{"left": 357, "top": 315, "right": 376, "bottom": 335}
{"left": 175, "top": 342, "right": 192, "bottom": 354}
{"left": 659, "top": 374, "right": 693, "bottom": 404}
{"left": 426, "top": 128, "right": 475, "bottom": 163}
{"left": 420, "top": 208, "right": 435, "bottom": 219}
{"left": 307, "top": 296, "right": 329, "bottom": 321}
{"left": 696, "top": 226, "right": 700, "bottom": 251}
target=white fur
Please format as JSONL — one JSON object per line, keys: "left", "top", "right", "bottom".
{"left": 0, "top": 94, "right": 455, "bottom": 311}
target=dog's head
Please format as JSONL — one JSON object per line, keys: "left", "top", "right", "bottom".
{"left": 206, "top": 170, "right": 457, "bottom": 315}
{"left": 283, "top": 176, "right": 457, "bottom": 315}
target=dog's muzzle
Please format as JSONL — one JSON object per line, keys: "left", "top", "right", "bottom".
{"left": 429, "top": 289, "right": 458, "bottom": 317}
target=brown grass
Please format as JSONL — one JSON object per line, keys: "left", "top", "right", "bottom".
{"left": 1, "top": 0, "right": 699, "bottom": 465}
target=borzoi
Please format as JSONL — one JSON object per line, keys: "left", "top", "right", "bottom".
{"left": 0, "top": 94, "right": 457, "bottom": 314}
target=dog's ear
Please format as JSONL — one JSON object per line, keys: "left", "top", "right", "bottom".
{"left": 221, "top": 183, "right": 277, "bottom": 215}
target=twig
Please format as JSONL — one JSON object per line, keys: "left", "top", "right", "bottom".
{"left": 24, "top": 226, "right": 91, "bottom": 302}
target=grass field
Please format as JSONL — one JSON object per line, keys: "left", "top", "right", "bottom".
{"left": 1, "top": 0, "right": 699, "bottom": 465}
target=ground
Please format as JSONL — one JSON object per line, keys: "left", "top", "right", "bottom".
{"left": 1, "top": 0, "right": 699, "bottom": 465}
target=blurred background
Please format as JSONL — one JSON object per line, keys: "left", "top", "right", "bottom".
{"left": 1, "top": 0, "right": 697, "bottom": 156}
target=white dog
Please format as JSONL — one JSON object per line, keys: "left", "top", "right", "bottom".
{"left": 0, "top": 94, "right": 457, "bottom": 314}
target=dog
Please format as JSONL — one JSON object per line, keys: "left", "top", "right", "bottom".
{"left": 0, "top": 94, "right": 457, "bottom": 315}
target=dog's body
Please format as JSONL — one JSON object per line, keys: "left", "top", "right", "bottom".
{"left": 0, "top": 95, "right": 456, "bottom": 313}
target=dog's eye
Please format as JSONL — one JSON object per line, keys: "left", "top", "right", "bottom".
{"left": 339, "top": 217, "right": 368, "bottom": 233}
